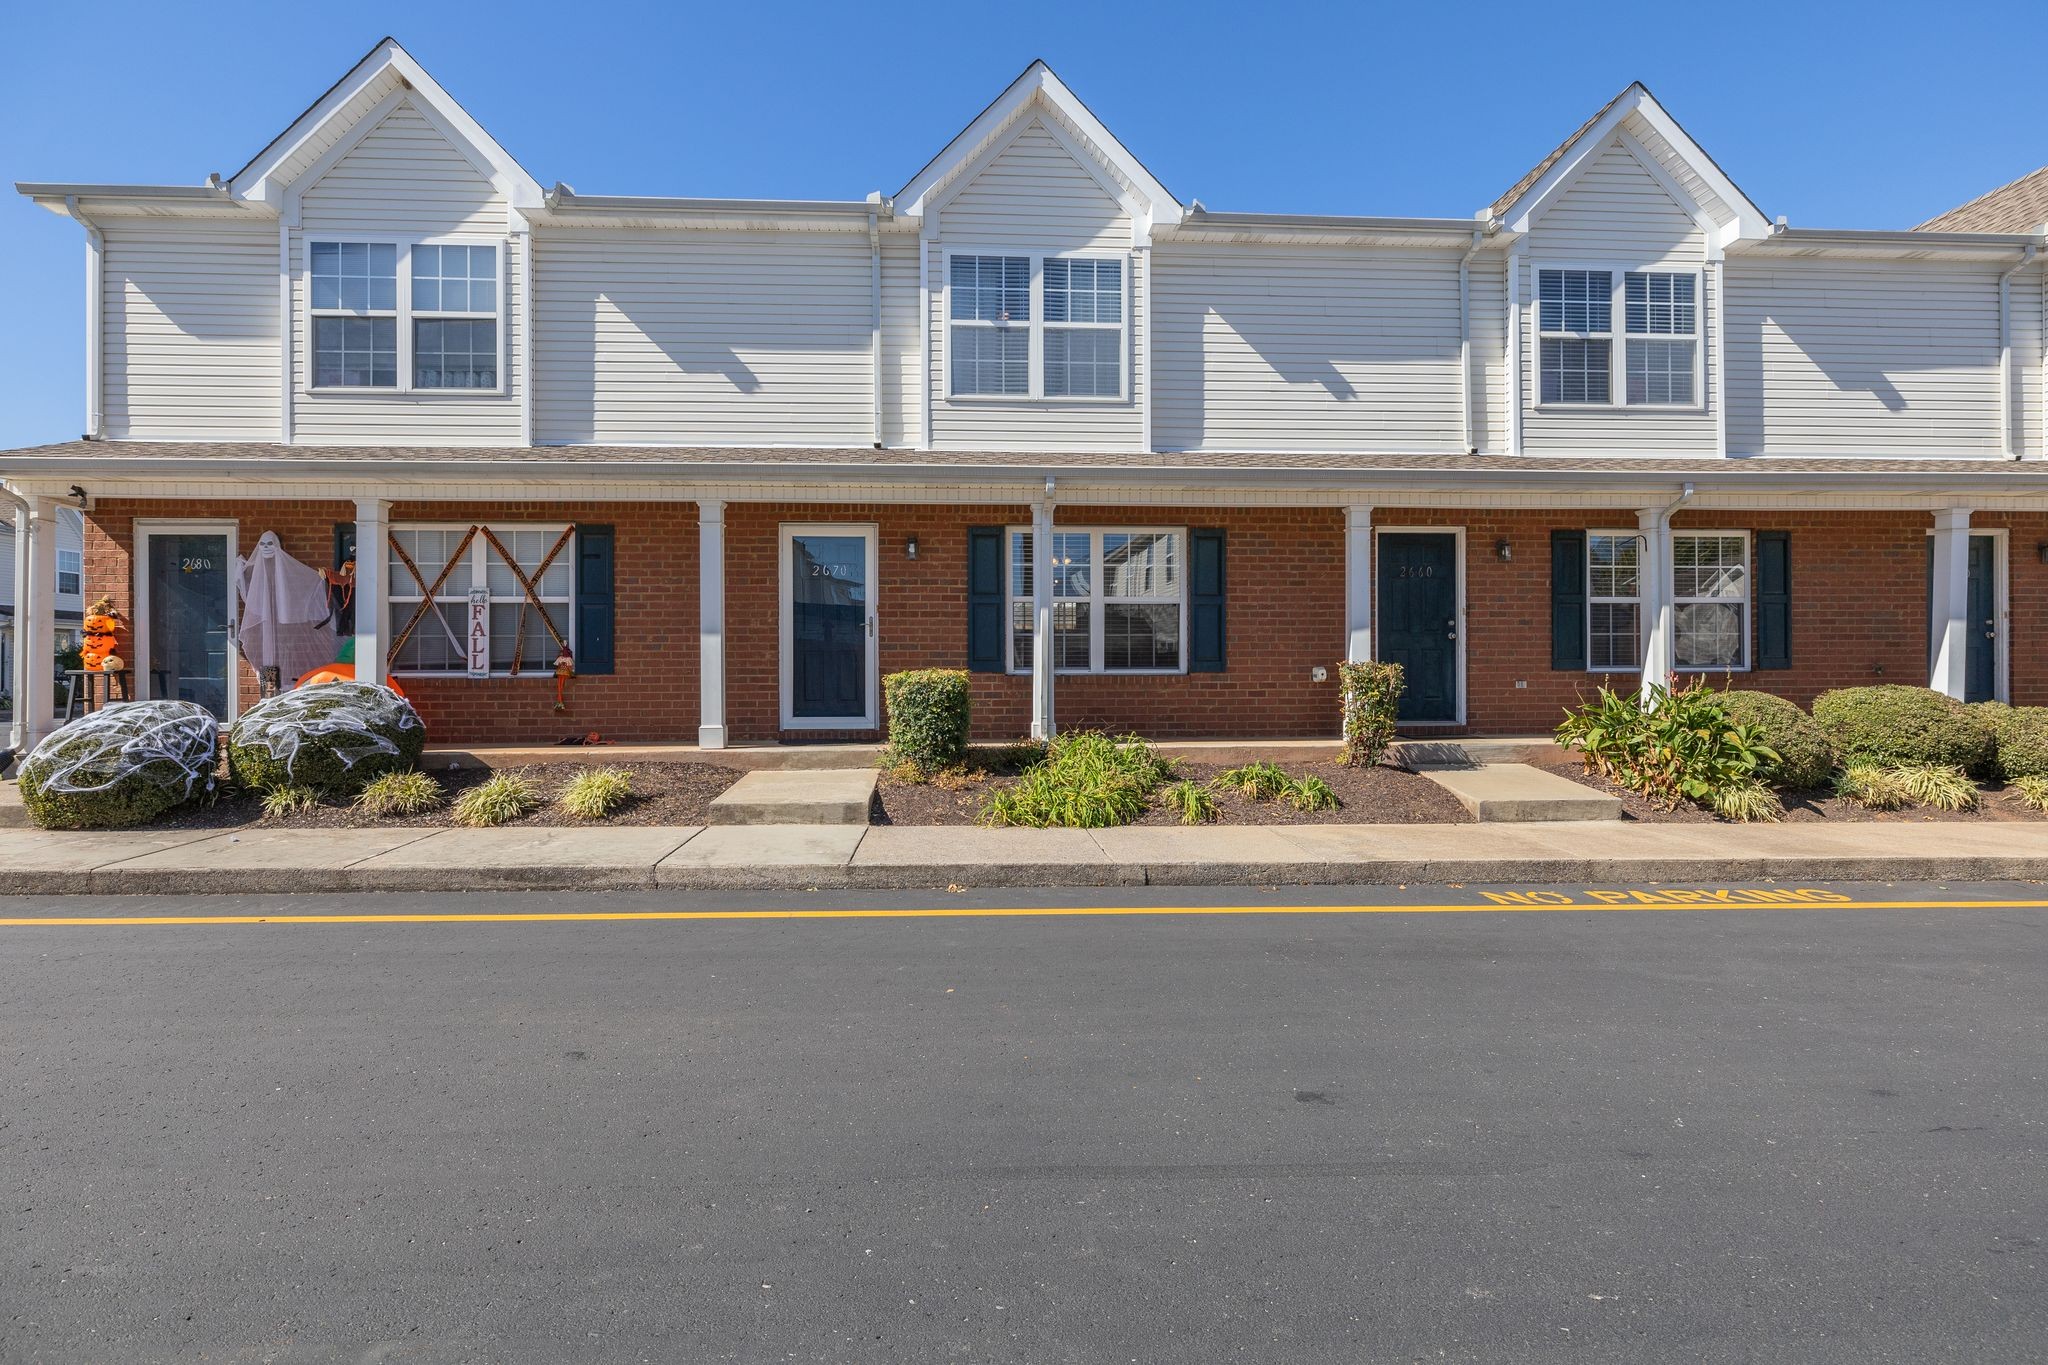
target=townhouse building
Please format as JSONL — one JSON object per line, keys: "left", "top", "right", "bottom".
{"left": 5, "top": 39, "right": 2046, "bottom": 752}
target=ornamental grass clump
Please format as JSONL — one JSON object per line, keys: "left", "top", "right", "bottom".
{"left": 261, "top": 785, "right": 320, "bottom": 819}
{"left": 1160, "top": 779, "right": 1219, "bottom": 825}
{"left": 452, "top": 772, "right": 542, "bottom": 827}
{"left": 979, "top": 732, "right": 1172, "bottom": 829}
{"left": 1281, "top": 774, "right": 1341, "bottom": 813}
{"left": 559, "top": 766, "right": 633, "bottom": 820}
{"left": 1338, "top": 660, "right": 1404, "bottom": 768}
{"left": 1556, "top": 680, "right": 1780, "bottom": 817}
{"left": 353, "top": 769, "right": 445, "bottom": 818}
{"left": 1833, "top": 763, "right": 1913, "bottom": 811}
{"left": 881, "top": 669, "right": 972, "bottom": 777}
{"left": 1889, "top": 763, "right": 1978, "bottom": 811}
{"left": 1811, "top": 685, "right": 1995, "bottom": 772}
{"left": 1212, "top": 761, "right": 1292, "bottom": 801}
{"left": 2009, "top": 775, "right": 2048, "bottom": 813}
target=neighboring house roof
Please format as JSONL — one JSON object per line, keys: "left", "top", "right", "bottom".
{"left": 1918, "top": 166, "right": 2048, "bottom": 233}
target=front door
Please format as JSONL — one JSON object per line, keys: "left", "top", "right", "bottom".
{"left": 1377, "top": 533, "right": 1459, "bottom": 723}
{"left": 782, "top": 525, "right": 877, "bottom": 729}
{"left": 138, "top": 526, "right": 237, "bottom": 720}
{"left": 1926, "top": 534, "right": 2000, "bottom": 703}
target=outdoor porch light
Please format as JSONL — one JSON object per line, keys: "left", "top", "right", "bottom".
{"left": 905, "top": 534, "right": 919, "bottom": 561}
{"left": 1495, "top": 538, "right": 1513, "bottom": 562}
{"left": 2038, "top": 542, "right": 2048, "bottom": 565}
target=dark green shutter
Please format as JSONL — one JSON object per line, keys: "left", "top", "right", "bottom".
{"left": 967, "top": 527, "right": 1005, "bottom": 671}
{"left": 575, "top": 525, "right": 615, "bottom": 675}
{"left": 1189, "top": 527, "right": 1227, "bottom": 673}
{"left": 1551, "top": 529, "right": 1587, "bottom": 670}
{"left": 1755, "top": 531, "right": 1791, "bottom": 670}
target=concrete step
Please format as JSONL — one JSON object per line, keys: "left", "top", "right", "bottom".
{"left": 0, "top": 779, "right": 27, "bottom": 829}
{"left": 1415, "top": 762, "right": 1622, "bottom": 822}
{"left": 1388, "top": 737, "right": 1564, "bottom": 771}
{"left": 706, "top": 768, "right": 878, "bottom": 826}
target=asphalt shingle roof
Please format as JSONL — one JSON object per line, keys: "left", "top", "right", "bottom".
{"left": 1918, "top": 166, "right": 2048, "bottom": 233}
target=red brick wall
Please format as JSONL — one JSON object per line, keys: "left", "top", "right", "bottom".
{"left": 83, "top": 496, "right": 2048, "bottom": 745}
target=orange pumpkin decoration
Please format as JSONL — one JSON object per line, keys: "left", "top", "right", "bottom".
{"left": 83, "top": 632, "right": 117, "bottom": 654}
{"left": 295, "top": 661, "right": 408, "bottom": 700}
{"left": 80, "top": 649, "right": 108, "bottom": 672}
{"left": 83, "top": 613, "right": 120, "bottom": 636}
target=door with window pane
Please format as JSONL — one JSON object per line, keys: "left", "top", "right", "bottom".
{"left": 141, "top": 529, "right": 235, "bottom": 719}
{"left": 783, "top": 527, "right": 875, "bottom": 728}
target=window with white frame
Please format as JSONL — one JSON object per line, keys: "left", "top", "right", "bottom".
{"left": 1538, "top": 268, "right": 1700, "bottom": 407}
{"left": 1671, "top": 532, "right": 1748, "bottom": 669}
{"left": 309, "top": 240, "right": 500, "bottom": 392}
{"left": 950, "top": 253, "right": 1124, "bottom": 399}
{"left": 1008, "top": 528, "right": 1182, "bottom": 673}
{"left": 1587, "top": 532, "right": 1643, "bottom": 670}
{"left": 387, "top": 525, "right": 572, "bottom": 675}
{"left": 56, "top": 549, "right": 81, "bottom": 597}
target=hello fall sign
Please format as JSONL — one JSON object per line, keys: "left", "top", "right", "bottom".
{"left": 466, "top": 589, "right": 491, "bottom": 678}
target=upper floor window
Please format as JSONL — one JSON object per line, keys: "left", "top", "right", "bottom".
{"left": 949, "top": 253, "right": 1125, "bottom": 400}
{"left": 56, "top": 548, "right": 82, "bottom": 597}
{"left": 1538, "top": 268, "right": 1698, "bottom": 408}
{"left": 309, "top": 240, "right": 499, "bottom": 393}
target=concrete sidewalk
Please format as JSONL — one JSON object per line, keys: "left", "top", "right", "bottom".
{"left": 3, "top": 819, "right": 2048, "bottom": 895}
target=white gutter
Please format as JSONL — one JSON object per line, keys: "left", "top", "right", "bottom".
{"left": 61, "top": 197, "right": 103, "bottom": 439}
{"left": 1640, "top": 482, "right": 1695, "bottom": 702}
{"left": 1457, "top": 228, "right": 1488, "bottom": 454}
{"left": 1998, "top": 244, "right": 2036, "bottom": 460}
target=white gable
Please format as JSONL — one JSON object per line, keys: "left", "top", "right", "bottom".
{"left": 1525, "top": 137, "right": 1704, "bottom": 267}
{"left": 940, "top": 118, "right": 1130, "bottom": 250}
{"left": 299, "top": 97, "right": 505, "bottom": 235}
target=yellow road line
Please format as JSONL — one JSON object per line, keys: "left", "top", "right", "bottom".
{"left": 2, "top": 898, "right": 2046, "bottom": 927}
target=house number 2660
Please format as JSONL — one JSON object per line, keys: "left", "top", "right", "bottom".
{"left": 1397, "top": 565, "right": 1436, "bottom": 578}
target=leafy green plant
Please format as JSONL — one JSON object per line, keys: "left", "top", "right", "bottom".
{"left": 1706, "top": 780, "right": 1782, "bottom": 823}
{"left": 1160, "top": 778, "right": 1219, "bottom": 824}
{"left": 1834, "top": 763, "right": 1912, "bottom": 810}
{"left": 2009, "top": 774, "right": 2048, "bottom": 812}
{"left": 881, "top": 669, "right": 972, "bottom": 776}
{"left": 1281, "top": 774, "right": 1341, "bottom": 813}
{"left": 559, "top": 766, "right": 633, "bottom": 820}
{"left": 261, "top": 784, "right": 320, "bottom": 819}
{"left": 16, "top": 701, "right": 219, "bottom": 830}
{"left": 1557, "top": 681, "right": 1779, "bottom": 814}
{"left": 353, "top": 769, "right": 444, "bottom": 818}
{"left": 226, "top": 681, "right": 427, "bottom": 796}
{"left": 452, "top": 772, "right": 542, "bottom": 827}
{"left": 1811, "top": 686, "right": 1995, "bottom": 772}
{"left": 1717, "top": 691, "right": 1836, "bottom": 790}
{"left": 1338, "top": 660, "right": 1404, "bottom": 767}
{"left": 1890, "top": 764, "right": 1977, "bottom": 811}
{"left": 1213, "top": 761, "right": 1292, "bottom": 801}
{"left": 1974, "top": 703, "right": 2048, "bottom": 780}
{"left": 979, "top": 732, "right": 1171, "bottom": 829}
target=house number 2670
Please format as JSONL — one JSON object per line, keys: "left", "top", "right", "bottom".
{"left": 811, "top": 564, "right": 845, "bottom": 577}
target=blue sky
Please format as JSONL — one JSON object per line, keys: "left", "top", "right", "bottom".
{"left": 4, "top": 0, "right": 2042, "bottom": 447}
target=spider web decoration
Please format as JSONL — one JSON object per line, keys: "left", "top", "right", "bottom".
{"left": 20, "top": 700, "right": 219, "bottom": 802}
{"left": 228, "top": 680, "right": 424, "bottom": 781}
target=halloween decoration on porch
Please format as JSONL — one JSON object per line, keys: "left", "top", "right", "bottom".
{"left": 386, "top": 524, "right": 576, "bottom": 677}
{"left": 81, "top": 597, "right": 124, "bottom": 673}
{"left": 553, "top": 643, "right": 574, "bottom": 712}
{"left": 294, "top": 662, "right": 409, "bottom": 700}
{"left": 17, "top": 700, "right": 219, "bottom": 829}
{"left": 226, "top": 678, "right": 425, "bottom": 796}
{"left": 234, "top": 531, "right": 338, "bottom": 690}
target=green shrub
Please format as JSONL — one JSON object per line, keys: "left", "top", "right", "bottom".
{"left": 882, "top": 669, "right": 972, "bottom": 776}
{"left": 18, "top": 701, "right": 219, "bottom": 830}
{"left": 1281, "top": 774, "right": 1341, "bottom": 813}
{"left": 452, "top": 772, "right": 542, "bottom": 827}
{"left": 1811, "top": 685, "right": 1994, "bottom": 771}
{"left": 354, "top": 770, "right": 445, "bottom": 818}
{"left": 1556, "top": 681, "right": 1778, "bottom": 814}
{"left": 1976, "top": 704, "right": 2048, "bottom": 780}
{"left": 2009, "top": 774, "right": 2048, "bottom": 812}
{"left": 1718, "top": 691, "right": 1835, "bottom": 790}
{"left": 980, "top": 732, "right": 1171, "bottom": 829}
{"left": 1160, "top": 779, "right": 1219, "bottom": 824}
{"left": 261, "top": 785, "right": 320, "bottom": 819}
{"left": 1213, "top": 761, "right": 1292, "bottom": 801}
{"left": 560, "top": 766, "right": 633, "bottom": 820}
{"left": 227, "top": 681, "right": 426, "bottom": 796}
{"left": 1339, "top": 660, "right": 1404, "bottom": 768}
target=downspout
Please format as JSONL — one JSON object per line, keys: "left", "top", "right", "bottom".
{"left": 62, "top": 197, "right": 104, "bottom": 439}
{"left": 867, "top": 197, "right": 883, "bottom": 448}
{"left": 1640, "top": 482, "right": 1695, "bottom": 704}
{"left": 1457, "top": 227, "right": 1487, "bottom": 454}
{"left": 1998, "top": 244, "right": 2035, "bottom": 460}
{"left": 0, "top": 481, "right": 34, "bottom": 760}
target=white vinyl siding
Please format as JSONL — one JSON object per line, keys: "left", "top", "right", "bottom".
{"left": 532, "top": 229, "right": 875, "bottom": 446}
{"left": 878, "top": 233, "right": 923, "bottom": 447}
{"left": 1723, "top": 259, "right": 2007, "bottom": 457}
{"left": 929, "top": 117, "right": 1140, "bottom": 451}
{"left": 99, "top": 219, "right": 279, "bottom": 440}
{"left": 298, "top": 100, "right": 507, "bottom": 237}
{"left": 1152, "top": 244, "right": 1465, "bottom": 452}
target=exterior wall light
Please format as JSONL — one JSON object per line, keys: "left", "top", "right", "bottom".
{"left": 1495, "top": 539, "right": 1513, "bottom": 562}
{"left": 2038, "top": 542, "right": 2048, "bottom": 565}
{"left": 905, "top": 534, "right": 919, "bottom": 561}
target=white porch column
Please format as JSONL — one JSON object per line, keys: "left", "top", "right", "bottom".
{"left": 20, "top": 496, "right": 60, "bottom": 748}
{"left": 1928, "top": 507, "right": 1972, "bottom": 700}
{"left": 8, "top": 501, "right": 30, "bottom": 753}
{"left": 1343, "top": 504, "right": 1373, "bottom": 663}
{"left": 698, "top": 499, "right": 727, "bottom": 749}
{"left": 1637, "top": 507, "right": 1673, "bottom": 699}
{"left": 1030, "top": 499, "right": 1056, "bottom": 741}
{"left": 353, "top": 498, "right": 390, "bottom": 690}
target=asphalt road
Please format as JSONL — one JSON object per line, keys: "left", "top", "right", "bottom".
{"left": 3, "top": 882, "right": 2045, "bottom": 1363}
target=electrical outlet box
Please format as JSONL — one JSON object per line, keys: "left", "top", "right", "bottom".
{"left": 1514, "top": 680, "right": 1527, "bottom": 689}
{"left": 1310, "top": 666, "right": 1328, "bottom": 683}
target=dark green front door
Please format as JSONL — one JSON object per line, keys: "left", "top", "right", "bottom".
{"left": 1377, "top": 533, "right": 1458, "bottom": 722}
{"left": 1926, "top": 535, "right": 1999, "bottom": 703}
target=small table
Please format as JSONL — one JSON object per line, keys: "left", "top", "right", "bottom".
{"left": 62, "top": 669, "right": 132, "bottom": 721}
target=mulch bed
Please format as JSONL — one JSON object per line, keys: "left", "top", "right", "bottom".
{"left": 157, "top": 761, "right": 743, "bottom": 830}
{"left": 872, "top": 757, "right": 1472, "bottom": 827}
{"left": 1525, "top": 746, "right": 2048, "bottom": 824}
